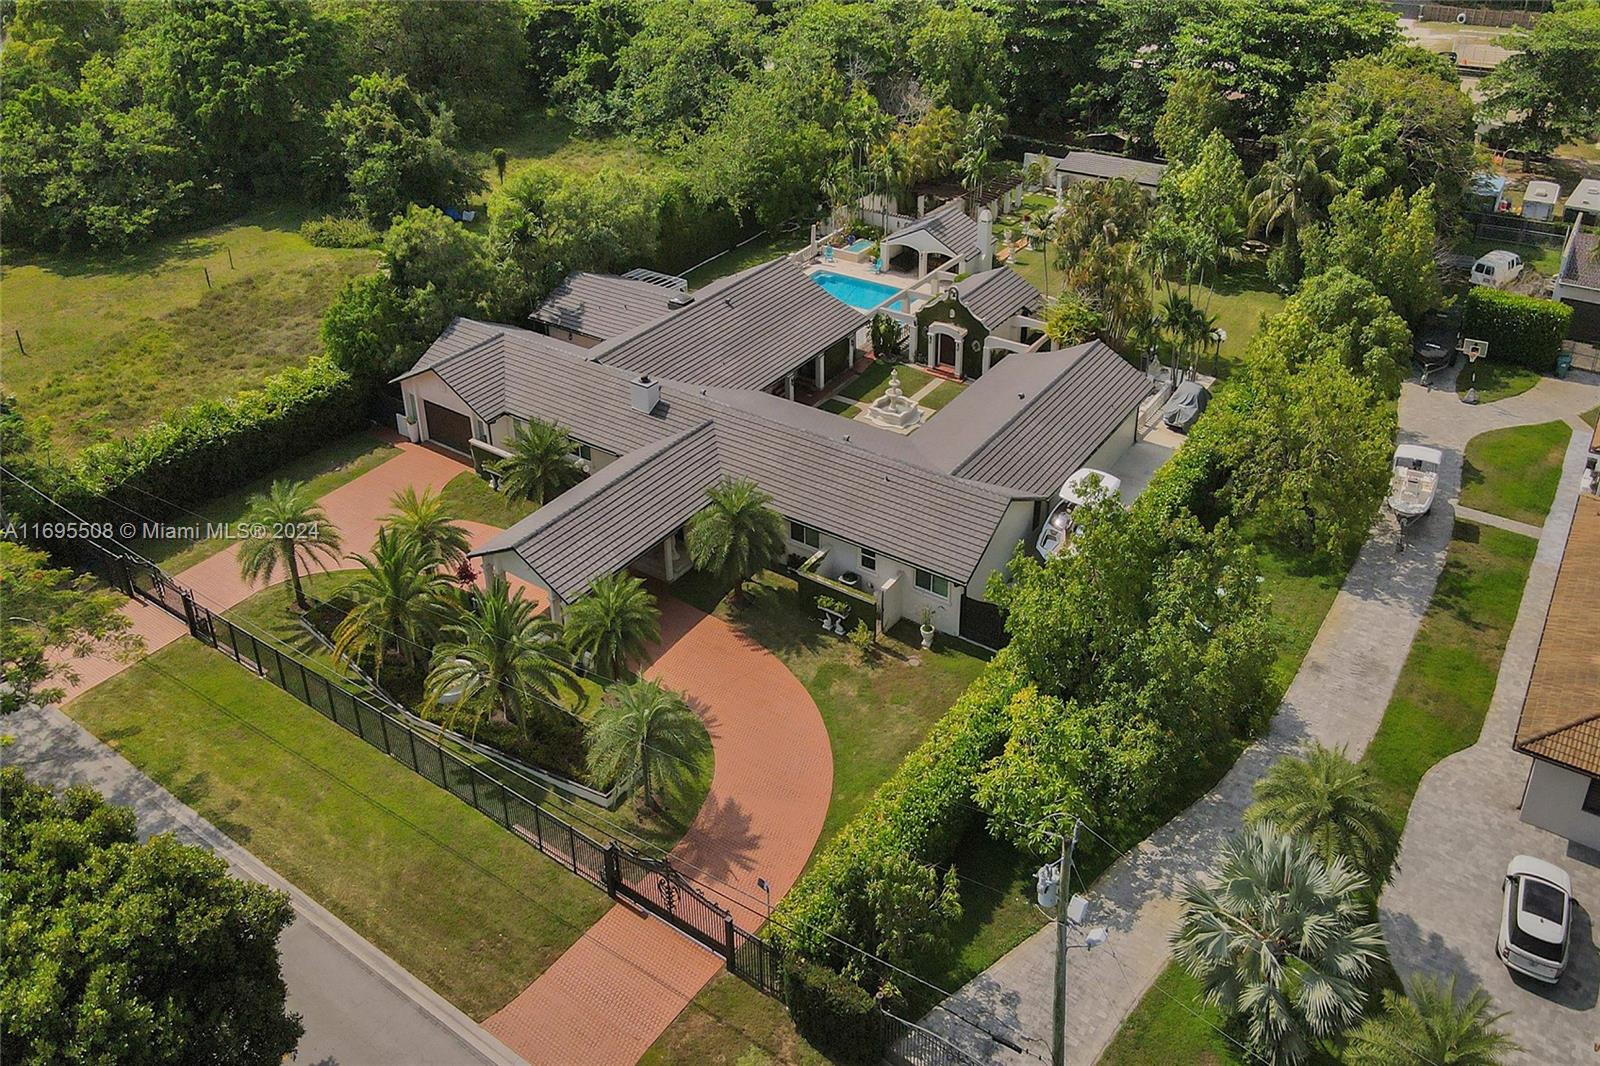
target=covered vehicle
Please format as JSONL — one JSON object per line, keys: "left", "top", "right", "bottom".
{"left": 1497, "top": 854, "right": 1573, "bottom": 983}
{"left": 1387, "top": 444, "right": 1442, "bottom": 527}
{"left": 1160, "top": 381, "right": 1212, "bottom": 432}
{"left": 1036, "top": 468, "right": 1120, "bottom": 558}
{"left": 1412, "top": 310, "right": 1460, "bottom": 372}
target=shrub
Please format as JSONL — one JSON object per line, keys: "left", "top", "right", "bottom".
{"left": 784, "top": 959, "right": 889, "bottom": 1064}
{"left": 1461, "top": 286, "right": 1572, "bottom": 371}
{"left": 300, "top": 214, "right": 379, "bottom": 248}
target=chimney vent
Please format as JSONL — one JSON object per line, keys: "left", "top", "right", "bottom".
{"left": 630, "top": 375, "right": 661, "bottom": 415}
{"left": 976, "top": 207, "right": 994, "bottom": 272}
{"left": 667, "top": 293, "right": 694, "bottom": 309}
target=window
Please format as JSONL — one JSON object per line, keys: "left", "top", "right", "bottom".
{"left": 789, "top": 521, "right": 820, "bottom": 548}
{"left": 859, "top": 548, "right": 877, "bottom": 571}
{"left": 1583, "top": 777, "right": 1600, "bottom": 817}
{"left": 472, "top": 416, "right": 488, "bottom": 441}
{"left": 571, "top": 442, "right": 592, "bottom": 463}
{"left": 914, "top": 569, "right": 949, "bottom": 599}
{"left": 403, "top": 392, "right": 416, "bottom": 420}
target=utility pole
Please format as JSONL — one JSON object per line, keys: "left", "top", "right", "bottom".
{"left": 1052, "top": 818, "right": 1080, "bottom": 1066}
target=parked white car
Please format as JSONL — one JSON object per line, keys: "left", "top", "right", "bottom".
{"left": 1471, "top": 250, "right": 1523, "bottom": 288}
{"left": 1497, "top": 854, "right": 1573, "bottom": 983}
{"left": 1035, "top": 469, "right": 1120, "bottom": 559}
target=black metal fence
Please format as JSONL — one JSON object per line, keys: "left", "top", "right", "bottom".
{"left": 95, "top": 541, "right": 980, "bottom": 1066}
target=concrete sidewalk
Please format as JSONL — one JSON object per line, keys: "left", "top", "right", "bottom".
{"left": 4, "top": 703, "right": 527, "bottom": 1066}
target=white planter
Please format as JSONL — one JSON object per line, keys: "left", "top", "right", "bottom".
{"left": 920, "top": 624, "right": 935, "bottom": 650}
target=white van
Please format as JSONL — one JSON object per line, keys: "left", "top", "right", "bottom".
{"left": 1471, "top": 250, "right": 1523, "bottom": 288}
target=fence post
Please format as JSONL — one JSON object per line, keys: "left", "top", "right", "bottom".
{"left": 437, "top": 743, "right": 449, "bottom": 789}
{"left": 406, "top": 726, "right": 420, "bottom": 771}
{"left": 567, "top": 823, "right": 579, "bottom": 874}
{"left": 467, "top": 767, "right": 480, "bottom": 811}
{"left": 724, "top": 915, "right": 736, "bottom": 966}
{"left": 181, "top": 592, "right": 199, "bottom": 640}
{"left": 533, "top": 805, "right": 544, "bottom": 849}
{"left": 604, "top": 843, "right": 621, "bottom": 899}
{"left": 349, "top": 686, "right": 367, "bottom": 741}
{"left": 500, "top": 787, "right": 511, "bottom": 829}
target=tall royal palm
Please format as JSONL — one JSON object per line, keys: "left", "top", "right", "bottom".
{"left": 1172, "top": 824, "right": 1384, "bottom": 1066}
{"left": 424, "top": 576, "right": 580, "bottom": 739}
{"left": 1248, "top": 125, "right": 1341, "bottom": 244}
{"left": 586, "top": 680, "right": 708, "bottom": 811}
{"left": 236, "top": 480, "right": 343, "bottom": 611}
{"left": 1347, "top": 977, "right": 1517, "bottom": 1066}
{"left": 332, "top": 527, "right": 451, "bottom": 684}
{"left": 1246, "top": 742, "right": 1400, "bottom": 890}
{"left": 685, "top": 478, "right": 786, "bottom": 605}
{"left": 563, "top": 572, "right": 660, "bottom": 681}
{"left": 496, "top": 419, "right": 584, "bottom": 506}
{"left": 384, "top": 487, "right": 471, "bottom": 569}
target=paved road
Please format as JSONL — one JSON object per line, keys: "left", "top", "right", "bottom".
{"left": 922, "top": 368, "right": 1600, "bottom": 1064}
{"left": 1380, "top": 410, "right": 1600, "bottom": 1065}
{"left": 4, "top": 704, "right": 526, "bottom": 1066}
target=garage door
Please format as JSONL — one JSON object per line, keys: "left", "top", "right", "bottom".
{"left": 423, "top": 401, "right": 473, "bottom": 453}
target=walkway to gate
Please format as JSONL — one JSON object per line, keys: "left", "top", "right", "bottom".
{"left": 484, "top": 597, "right": 833, "bottom": 1066}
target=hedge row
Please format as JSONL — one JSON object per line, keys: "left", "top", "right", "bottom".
{"left": 771, "top": 648, "right": 1029, "bottom": 970}
{"left": 63, "top": 357, "right": 365, "bottom": 524}
{"left": 1461, "top": 286, "right": 1572, "bottom": 371}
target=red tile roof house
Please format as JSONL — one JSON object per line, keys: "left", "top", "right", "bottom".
{"left": 392, "top": 255, "right": 1150, "bottom": 646}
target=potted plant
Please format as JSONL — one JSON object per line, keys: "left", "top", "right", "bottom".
{"left": 918, "top": 607, "right": 935, "bottom": 650}
{"left": 818, "top": 595, "right": 850, "bottom": 635}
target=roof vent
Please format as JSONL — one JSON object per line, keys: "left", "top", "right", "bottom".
{"left": 667, "top": 293, "right": 694, "bottom": 309}
{"left": 631, "top": 375, "right": 662, "bottom": 415}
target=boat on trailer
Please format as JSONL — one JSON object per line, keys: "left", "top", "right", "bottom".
{"left": 1388, "top": 444, "right": 1443, "bottom": 527}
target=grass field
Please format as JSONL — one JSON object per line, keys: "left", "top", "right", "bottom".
{"left": 685, "top": 229, "right": 812, "bottom": 289}
{"left": 1456, "top": 359, "right": 1543, "bottom": 403}
{"left": 834, "top": 360, "right": 935, "bottom": 405}
{"left": 66, "top": 639, "right": 612, "bottom": 1021}
{"left": 439, "top": 470, "right": 542, "bottom": 528}
{"left": 1460, "top": 238, "right": 1563, "bottom": 279}
{"left": 1, "top": 203, "right": 376, "bottom": 453}
{"left": 475, "top": 113, "right": 669, "bottom": 193}
{"left": 129, "top": 432, "right": 400, "bottom": 571}
{"left": 1107, "top": 520, "right": 1535, "bottom": 1063}
{"left": 1460, "top": 419, "right": 1571, "bottom": 526}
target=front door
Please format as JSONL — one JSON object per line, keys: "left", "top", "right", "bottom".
{"left": 423, "top": 401, "right": 473, "bottom": 453}
{"left": 935, "top": 332, "right": 957, "bottom": 368}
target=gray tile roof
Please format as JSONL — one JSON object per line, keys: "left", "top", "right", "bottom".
{"left": 530, "top": 272, "right": 678, "bottom": 340}
{"left": 915, "top": 342, "right": 1149, "bottom": 496}
{"left": 1056, "top": 151, "right": 1167, "bottom": 189}
{"left": 586, "top": 256, "right": 866, "bottom": 390}
{"left": 480, "top": 422, "right": 722, "bottom": 603}
{"left": 951, "top": 267, "right": 1043, "bottom": 329}
{"left": 884, "top": 201, "right": 981, "bottom": 260}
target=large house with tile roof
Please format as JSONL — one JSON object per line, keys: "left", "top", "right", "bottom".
{"left": 393, "top": 255, "right": 1150, "bottom": 643}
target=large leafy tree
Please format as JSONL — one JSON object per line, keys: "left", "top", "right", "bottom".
{"left": 2, "top": 768, "right": 302, "bottom": 1064}
{"left": 331, "top": 527, "right": 453, "bottom": 684}
{"left": 1253, "top": 267, "right": 1412, "bottom": 394}
{"left": 424, "top": 576, "right": 581, "bottom": 739}
{"left": 384, "top": 487, "right": 472, "bottom": 570}
{"left": 907, "top": 1, "right": 1006, "bottom": 113}
{"left": 1172, "top": 824, "right": 1384, "bottom": 1065}
{"left": 236, "top": 480, "right": 343, "bottom": 611}
{"left": 325, "top": 71, "right": 484, "bottom": 225}
{"left": 1301, "top": 187, "right": 1443, "bottom": 325}
{"left": 608, "top": 0, "right": 763, "bottom": 138}
{"left": 585, "top": 679, "right": 708, "bottom": 810}
{"left": 1246, "top": 743, "right": 1400, "bottom": 890}
{"left": 0, "top": 542, "right": 143, "bottom": 715}
{"left": 1154, "top": 69, "right": 1233, "bottom": 166}
{"left": 563, "top": 572, "right": 661, "bottom": 681}
{"left": 685, "top": 478, "right": 787, "bottom": 604}
{"left": 1346, "top": 977, "right": 1518, "bottom": 1066}
{"left": 1480, "top": 0, "right": 1600, "bottom": 153}
{"left": 495, "top": 418, "right": 587, "bottom": 506}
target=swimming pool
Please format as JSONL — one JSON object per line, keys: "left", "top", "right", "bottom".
{"left": 845, "top": 238, "right": 874, "bottom": 254}
{"left": 811, "top": 270, "right": 906, "bottom": 312}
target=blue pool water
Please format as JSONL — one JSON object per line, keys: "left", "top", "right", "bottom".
{"left": 846, "top": 238, "right": 874, "bottom": 253}
{"left": 811, "top": 270, "right": 905, "bottom": 312}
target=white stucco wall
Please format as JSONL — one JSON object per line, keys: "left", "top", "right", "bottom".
{"left": 401, "top": 369, "right": 478, "bottom": 447}
{"left": 1082, "top": 408, "right": 1141, "bottom": 478}
{"left": 966, "top": 499, "right": 1038, "bottom": 605}
{"left": 1520, "top": 759, "right": 1600, "bottom": 851}
{"left": 788, "top": 525, "right": 965, "bottom": 634}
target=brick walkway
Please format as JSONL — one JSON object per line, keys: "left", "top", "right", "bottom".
{"left": 484, "top": 597, "right": 833, "bottom": 1066}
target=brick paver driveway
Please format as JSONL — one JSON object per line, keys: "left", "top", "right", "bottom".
{"left": 484, "top": 596, "right": 833, "bottom": 1066}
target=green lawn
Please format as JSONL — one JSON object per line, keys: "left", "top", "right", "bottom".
{"left": 1581, "top": 404, "right": 1599, "bottom": 428}
{"left": 65, "top": 639, "right": 612, "bottom": 1021}
{"left": 1, "top": 203, "right": 376, "bottom": 453}
{"left": 685, "top": 229, "right": 811, "bottom": 289}
{"left": 1108, "top": 520, "right": 1535, "bottom": 1063}
{"left": 1460, "top": 419, "right": 1571, "bottom": 526}
{"left": 1257, "top": 537, "right": 1354, "bottom": 697}
{"left": 1460, "top": 238, "right": 1563, "bottom": 279}
{"left": 475, "top": 113, "right": 669, "bottom": 193}
{"left": 921, "top": 379, "right": 966, "bottom": 412}
{"left": 819, "top": 397, "right": 856, "bottom": 416}
{"left": 129, "top": 433, "right": 400, "bottom": 571}
{"left": 439, "top": 470, "right": 541, "bottom": 528}
{"left": 835, "top": 360, "right": 935, "bottom": 405}
{"left": 1456, "top": 359, "right": 1543, "bottom": 404}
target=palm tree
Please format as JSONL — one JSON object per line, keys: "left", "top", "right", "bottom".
{"left": 384, "top": 486, "right": 471, "bottom": 569}
{"left": 1248, "top": 125, "right": 1340, "bottom": 244}
{"left": 1157, "top": 290, "right": 1210, "bottom": 380}
{"left": 495, "top": 419, "right": 584, "bottom": 506}
{"left": 1172, "top": 824, "right": 1384, "bottom": 1066}
{"left": 685, "top": 478, "right": 786, "bottom": 605}
{"left": 1246, "top": 743, "right": 1400, "bottom": 890}
{"left": 586, "top": 679, "right": 708, "bottom": 811}
{"left": 1346, "top": 977, "right": 1518, "bottom": 1066}
{"left": 424, "top": 576, "right": 580, "bottom": 739}
{"left": 563, "top": 572, "right": 660, "bottom": 681}
{"left": 236, "top": 480, "right": 343, "bottom": 611}
{"left": 332, "top": 527, "right": 452, "bottom": 684}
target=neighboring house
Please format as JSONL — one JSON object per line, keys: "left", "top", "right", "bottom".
{"left": 1522, "top": 180, "right": 1560, "bottom": 221}
{"left": 914, "top": 268, "right": 1045, "bottom": 380}
{"left": 391, "top": 315, "right": 1147, "bottom": 644}
{"left": 1514, "top": 493, "right": 1600, "bottom": 851}
{"left": 1553, "top": 218, "right": 1600, "bottom": 344}
{"left": 1023, "top": 150, "right": 1168, "bottom": 194}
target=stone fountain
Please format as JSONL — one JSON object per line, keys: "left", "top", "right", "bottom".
{"left": 860, "top": 368, "right": 924, "bottom": 431}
